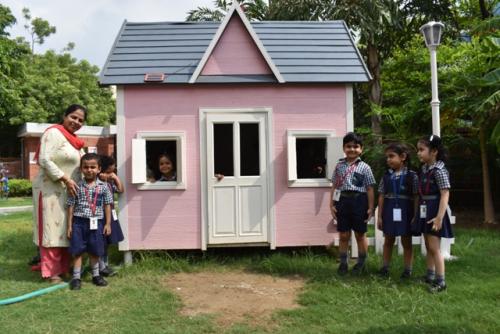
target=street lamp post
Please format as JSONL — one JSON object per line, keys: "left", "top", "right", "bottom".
{"left": 420, "top": 21, "right": 444, "bottom": 137}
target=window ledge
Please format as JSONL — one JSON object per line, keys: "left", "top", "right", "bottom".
{"left": 288, "top": 179, "right": 332, "bottom": 188}
{"left": 137, "top": 181, "right": 186, "bottom": 190}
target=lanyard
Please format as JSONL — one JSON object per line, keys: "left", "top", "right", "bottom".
{"left": 84, "top": 185, "right": 100, "bottom": 216}
{"left": 418, "top": 169, "right": 435, "bottom": 199}
{"left": 391, "top": 171, "right": 405, "bottom": 207}
{"left": 335, "top": 161, "right": 358, "bottom": 188}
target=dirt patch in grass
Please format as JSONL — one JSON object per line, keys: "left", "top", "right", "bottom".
{"left": 163, "top": 270, "right": 304, "bottom": 327}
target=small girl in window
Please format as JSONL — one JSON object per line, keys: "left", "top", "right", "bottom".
{"left": 157, "top": 153, "right": 176, "bottom": 181}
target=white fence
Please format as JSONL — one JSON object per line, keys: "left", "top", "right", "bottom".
{"left": 333, "top": 207, "right": 456, "bottom": 260}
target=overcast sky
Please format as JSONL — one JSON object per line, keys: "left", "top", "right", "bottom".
{"left": 3, "top": 0, "right": 215, "bottom": 68}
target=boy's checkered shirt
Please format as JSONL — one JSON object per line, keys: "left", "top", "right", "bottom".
{"left": 331, "top": 157, "right": 376, "bottom": 192}
{"left": 66, "top": 180, "right": 114, "bottom": 219}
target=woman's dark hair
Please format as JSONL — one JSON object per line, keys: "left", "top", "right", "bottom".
{"left": 64, "top": 104, "right": 87, "bottom": 120}
{"left": 100, "top": 155, "right": 116, "bottom": 172}
{"left": 385, "top": 142, "right": 413, "bottom": 170}
{"left": 418, "top": 134, "right": 448, "bottom": 162}
{"left": 343, "top": 132, "right": 363, "bottom": 147}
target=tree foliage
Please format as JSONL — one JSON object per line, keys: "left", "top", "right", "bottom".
{"left": 22, "top": 7, "right": 56, "bottom": 53}
{"left": 0, "top": 4, "right": 115, "bottom": 156}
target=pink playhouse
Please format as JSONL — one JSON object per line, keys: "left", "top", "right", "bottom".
{"left": 99, "top": 3, "right": 371, "bottom": 260}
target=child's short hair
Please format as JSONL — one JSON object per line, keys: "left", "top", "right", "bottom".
{"left": 418, "top": 135, "right": 448, "bottom": 162}
{"left": 80, "top": 153, "right": 101, "bottom": 167}
{"left": 343, "top": 132, "right": 363, "bottom": 147}
{"left": 100, "top": 155, "right": 116, "bottom": 171}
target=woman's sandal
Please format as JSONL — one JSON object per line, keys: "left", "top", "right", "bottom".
{"left": 48, "top": 276, "right": 63, "bottom": 284}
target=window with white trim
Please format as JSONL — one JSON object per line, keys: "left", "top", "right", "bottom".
{"left": 131, "top": 132, "right": 186, "bottom": 190}
{"left": 287, "top": 130, "right": 344, "bottom": 187}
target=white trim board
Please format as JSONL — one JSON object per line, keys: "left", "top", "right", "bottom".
{"left": 116, "top": 86, "right": 130, "bottom": 251}
{"left": 346, "top": 84, "right": 354, "bottom": 132}
{"left": 189, "top": 2, "right": 284, "bottom": 84}
{"left": 199, "top": 107, "right": 276, "bottom": 250}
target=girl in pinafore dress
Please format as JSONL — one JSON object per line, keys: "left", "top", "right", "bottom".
{"left": 377, "top": 143, "right": 419, "bottom": 279}
{"left": 97, "top": 155, "right": 124, "bottom": 277}
{"left": 416, "top": 135, "right": 453, "bottom": 293}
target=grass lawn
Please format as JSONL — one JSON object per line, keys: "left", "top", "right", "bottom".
{"left": 0, "top": 197, "right": 33, "bottom": 208}
{"left": 1, "top": 211, "right": 499, "bottom": 333}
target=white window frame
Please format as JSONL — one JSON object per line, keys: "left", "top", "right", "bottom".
{"left": 132, "top": 131, "right": 187, "bottom": 190}
{"left": 287, "top": 130, "right": 344, "bottom": 188}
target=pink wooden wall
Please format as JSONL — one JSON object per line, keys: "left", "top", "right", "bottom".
{"left": 123, "top": 85, "right": 346, "bottom": 250}
{"left": 201, "top": 14, "right": 272, "bottom": 76}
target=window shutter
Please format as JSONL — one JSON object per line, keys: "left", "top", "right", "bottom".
{"left": 131, "top": 138, "right": 146, "bottom": 184}
{"left": 327, "top": 136, "right": 344, "bottom": 180}
{"left": 287, "top": 133, "right": 297, "bottom": 181}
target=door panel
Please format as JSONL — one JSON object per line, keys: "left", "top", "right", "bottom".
{"left": 207, "top": 113, "right": 269, "bottom": 244}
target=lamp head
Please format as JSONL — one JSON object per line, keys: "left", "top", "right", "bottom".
{"left": 420, "top": 21, "right": 444, "bottom": 49}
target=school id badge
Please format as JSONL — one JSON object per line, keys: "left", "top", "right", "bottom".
{"left": 393, "top": 208, "right": 402, "bottom": 222}
{"left": 420, "top": 205, "right": 427, "bottom": 219}
{"left": 333, "top": 189, "right": 341, "bottom": 202}
{"left": 112, "top": 209, "right": 118, "bottom": 221}
{"left": 90, "top": 217, "right": 98, "bottom": 230}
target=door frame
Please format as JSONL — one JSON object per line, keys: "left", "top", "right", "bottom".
{"left": 199, "top": 107, "right": 275, "bottom": 250}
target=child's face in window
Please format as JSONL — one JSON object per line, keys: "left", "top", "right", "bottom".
{"left": 343, "top": 141, "right": 362, "bottom": 161}
{"left": 159, "top": 156, "right": 174, "bottom": 176}
{"left": 81, "top": 159, "right": 101, "bottom": 181}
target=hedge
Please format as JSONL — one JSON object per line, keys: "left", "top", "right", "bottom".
{"left": 7, "top": 179, "right": 32, "bottom": 197}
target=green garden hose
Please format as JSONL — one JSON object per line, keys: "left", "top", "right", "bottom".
{"left": 0, "top": 282, "right": 68, "bottom": 305}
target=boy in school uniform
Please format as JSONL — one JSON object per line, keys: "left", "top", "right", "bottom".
{"left": 330, "top": 132, "right": 376, "bottom": 275}
{"left": 67, "top": 153, "right": 114, "bottom": 290}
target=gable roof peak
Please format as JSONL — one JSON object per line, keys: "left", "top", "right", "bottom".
{"left": 188, "top": 1, "right": 284, "bottom": 84}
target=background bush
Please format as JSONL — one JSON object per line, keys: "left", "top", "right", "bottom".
{"left": 7, "top": 179, "right": 32, "bottom": 197}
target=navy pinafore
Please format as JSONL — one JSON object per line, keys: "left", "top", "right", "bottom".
{"left": 106, "top": 182, "right": 124, "bottom": 245}
{"left": 417, "top": 166, "right": 453, "bottom": 238}
{"left": 381, "top": 170, "right": 416, "bottom": 237}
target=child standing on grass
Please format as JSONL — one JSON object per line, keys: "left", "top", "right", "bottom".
{"left": 416, "top": 135, "right": 453, "bottom": 293}
{"left": 330, "top": 132, "right": 376, "bottom": 275}
{"left": 0, "top": 172, "right": 9, "bottom": 199}
{"left": 97, "top": 155, "right": 124, "bottom": 277}
{"left": 67, "top": 153, "right": 113, "bottom": 290}
{"left": 377, "top": 143, "right": 419, "bottom": 279}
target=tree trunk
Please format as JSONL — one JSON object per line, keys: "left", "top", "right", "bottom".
{"left": 367, "top": 43, "right": 382, "bottom": 144}
{"left": 478, "top": 0, "right": 490, "bottom": 19}
{"left": 479, "top": 127, "right": 496, "bottom": 223}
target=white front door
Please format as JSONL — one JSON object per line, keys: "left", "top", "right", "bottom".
{"left": 206, "top": 112, "right": 269, "bottom": 244}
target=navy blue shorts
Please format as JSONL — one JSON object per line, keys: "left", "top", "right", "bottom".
{"left": 69, "top": 216, "right": 106, "bottom": 257}
{"left": 335, "top": 192, "right": 368, "bottom": 233}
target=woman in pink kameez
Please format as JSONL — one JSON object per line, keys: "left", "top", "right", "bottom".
{"left": 32, "top": 104, "right": 86, "bottom": 283}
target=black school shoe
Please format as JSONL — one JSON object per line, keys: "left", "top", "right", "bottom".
{"left": 351, "top": 263, "right": 367, "bottom": 275}
{"left": 92, "top": 276, "right": 108, "bottom": 287}
{"left": 378, "top": 267, "right": 389, "bottom": 278}
{"left": 99, "top": 266, "right": 116, "bottom": 277}
{"left": 419, "top": 275, "right": 434, "bottom": 284}
{"left": 337, "top": 263, "right": 348, "bottom": 275}
{"left": 429, "top": 281, "right": 447, "bottom": 293}
{"left": 400, "top": 271, "right": 412, "bottom": 280}
{"left": 69, "top": 278, "right": 81, "bottom": 290}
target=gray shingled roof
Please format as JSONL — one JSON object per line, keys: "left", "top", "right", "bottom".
{"left": 99, "top": 20, "right": 371, "bottom": 85}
